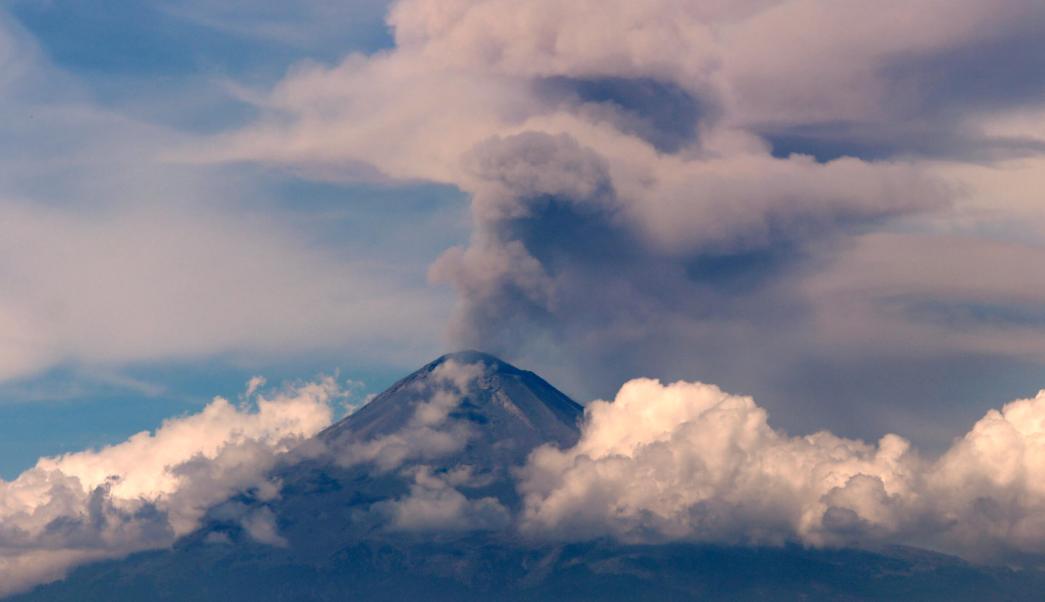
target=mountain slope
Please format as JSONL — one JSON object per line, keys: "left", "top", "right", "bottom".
{"left": 10, "top": 352, "right": 1045, "bottom": 601}
{"left": 244, "top": 350, "right": 585, "bottom": 553}
{"left": 318, "top": 350, "right": 584, "bottom": 469}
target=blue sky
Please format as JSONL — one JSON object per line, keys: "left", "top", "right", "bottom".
{"left": 0, "top": 0, "right": 464, "bottom": 478}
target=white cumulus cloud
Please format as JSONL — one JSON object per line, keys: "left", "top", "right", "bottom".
{"left": 519, "top": 378, "right": 1045, "bottom": 563}
{"left": 378, "top": 466, "right": 510, "bottom": 532}
{"left": 0, "top": 377, "right": 338, "bottom": 597}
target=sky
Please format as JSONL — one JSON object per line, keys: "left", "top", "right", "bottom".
{"left": 2, "top": 0, "right": 1045, "bottom": 594}
{"left": 0, "top": 0, "right": 1044, "bottom": 473}
{"left": 0, "top": 0, "right": 1044, "bottom": 484}
{"left": 1, "top": 0, "right": 1044, "bottom": 476}
{"left": 0, "top": 0, "right": 462, "bottom": 477}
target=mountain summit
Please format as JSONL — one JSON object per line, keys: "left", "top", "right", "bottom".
{"left": 319, "top": 350, "right": 584, "bottom": 470}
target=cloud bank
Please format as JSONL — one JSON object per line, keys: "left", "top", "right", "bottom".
{"left": 0, "top": 378, "right": 337, "bottom": 596}
{"left": 520, "top": 378, "right": 1045, "bottom": 563}
{"left": 4, "top": 360, "right": 1045, "bottom": 595}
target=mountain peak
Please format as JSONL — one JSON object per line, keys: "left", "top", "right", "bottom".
{"left": 318, "top": 351, "right": 584, "bottom": 470}
{"left": 431, "top": 350, "right": 516, "bottom": 370}
{"left": 418, "top": 350, "right": 526, "bottom": 381}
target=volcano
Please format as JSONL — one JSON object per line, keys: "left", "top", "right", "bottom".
{"left": 11, "top": 353, "right": 1045, "bottom": 601}
{"left": 319, "top": 350, "right": 584, "bottom": 469}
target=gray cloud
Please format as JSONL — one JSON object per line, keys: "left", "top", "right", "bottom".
{"left": 194, "top": 1, "right": 1045, "bottom": 447}
{"left": 7, "top": 0, "right": 1043, "bottom": 421}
